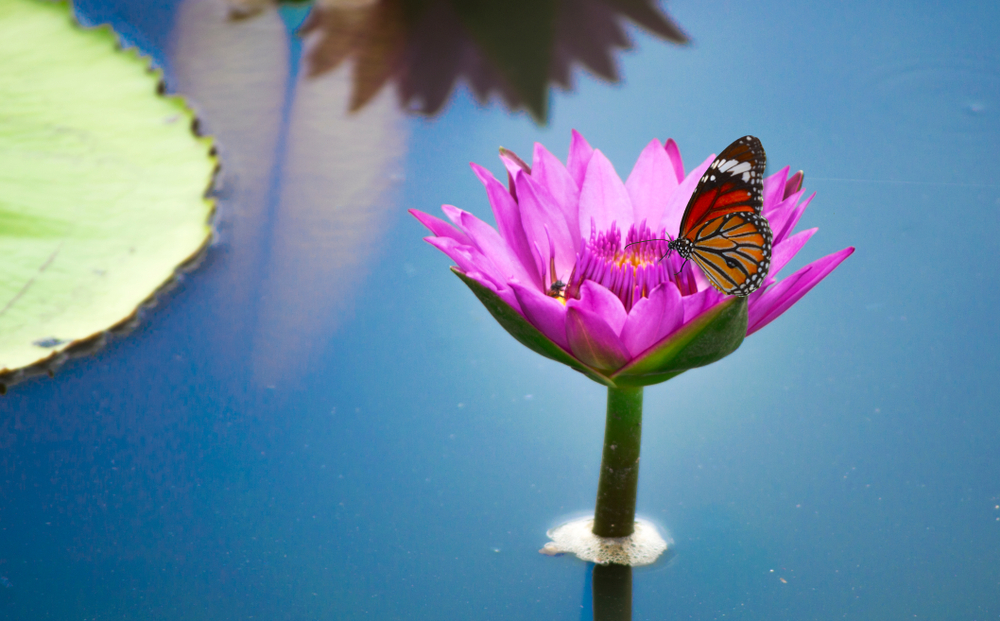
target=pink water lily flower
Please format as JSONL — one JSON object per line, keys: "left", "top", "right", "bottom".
{"left": 411, "top": 131, "right": 853, "bottom": 387}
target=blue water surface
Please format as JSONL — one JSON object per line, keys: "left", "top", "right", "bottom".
{"left": 2, "top": 0, "right": 999, "bottom": 619}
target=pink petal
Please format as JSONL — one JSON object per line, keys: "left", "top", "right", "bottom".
{"left": 457, "top": 270, "right": 523, "bottom": 316}
{"left": 652, "top": 283, "right": 685, "bottom": 341}
{"left": 747, "top": 247, "right": 855, "bottom": 335}
{"left": 440, "top": 204, "right": 466, "bottom": 228}
{"left": 510, "top": 282, "right": 570, "bottom": 350}
{"left": 566, "top": 129, "right": 595, "bottom": 190}
{"left": 528, "top": 239, "right": 546, "bottom": 288}
{"left": 566, "top": 306, "right": 631, "bottom": 371}
{"left": 410, "top": 208, "right": 471, "bottom": 245}
{"left": 465, "top": 274, "right": 523, "bottom": 317}
{"left": 425, "top": 237, "right": 507, "bottom": 292}
{"left": 578, "top": 149, "right": 634, "bottom": 238}
{"left": 499, "top": 147, "right": 531, "bottom": 176}
{"left": 493, "top": 286, "right": 523, "bottom": 315}
{"left": 514, "top": 170, "right": 576, "bottom": 278}
{"left": 769, "top": 228, "right": 817, "bottom": 279}
{"left": 626, "top": 139, "right": 677, "bottom": 232}
{"left": 470, "top": 163, "right": 541, "bottom": 288}
{"left": 664, "top": 138, "right": 685, "bottom": 183}
{"left": 499, "top": 148, "right": 531, "bottom": 199}
{"left": 570, "top": 280, "right": 628, "bottom": 335}
{"left": 662, "top": 153, "right": 715, "bottom": 237}
{"left": 681, "top": 287, "right": 725, "bottom": 324}
{"left": 620, "top": 282, "right": 684, "bottom": 356}
{"left": 532, "top": 143, "right": 581, "bottom": 252}
{"left": 785, "top": 171, "right": 804, "bottom": 199}
{"left": 768, "top": 191, "right": 813, "bottom": 245}
{"left": 763, "top": 166, "right": 791, "bottom": 209}
{"left": 455, "top": 209, "right": 537, "bottom": 288}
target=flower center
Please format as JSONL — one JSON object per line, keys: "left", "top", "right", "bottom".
{"left": 563, "top": 221, "right": 677, "bottom": 312}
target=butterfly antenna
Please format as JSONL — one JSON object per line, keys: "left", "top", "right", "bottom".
{"left": 623, "top": 238, "right": 672, "bottom": 252}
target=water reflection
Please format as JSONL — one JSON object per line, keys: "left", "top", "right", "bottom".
{"left": 172, "top": 0, "right": 406, "bottom": 387}
{"left": 227, "top": 0, "right": 688, "bottom": 121}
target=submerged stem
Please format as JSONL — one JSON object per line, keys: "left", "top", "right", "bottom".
{"left": 592, "top": 386, "right": 644, "bottom": 538}
{"left": 593, "top": 563, "right": 632, "bottom": 620}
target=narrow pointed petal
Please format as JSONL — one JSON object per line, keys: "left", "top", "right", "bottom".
{"left": 567, "top": 129, "right": 595, "bottom": 190}
{"left": 410, "top": 208, "right": 471, "bottom": 245}
{"left": 747, "top": 247, "right": 855, "bottom": 335}
{"left": 510, "top": 282, "right": 570, "bottom": 350}
{"left": 499, "top": 147, "right": 531, "bottom": 175}
{"left": 769, "top": 191, "right": 813, "bottom": 245}
{"left": 450, "top": 267, "right": 522, "bottom": 315}
{"left": 532, "top": 143, "right": 581, "bottom": 251}
{"left": 566, "top": 306, "right": 631, "bottom": 372}
{"left": 440, "top": 204, "right": 466, "bottom": 228}
{"left": 620, "top": 282, "right": 683, "bottom": 357}
{"left": 515, "top": 170, "right": 576, "bottom": 278}
{"left": 664, "top": 138, "right": 685, "bottom": 183}
{"left": 626, "top": 139, "right": 676, "bottom": 231}
{"left": 769, "top": 228, "right": 817, "bottom": 278}
{"left": 455, "top": 208, "right": 537, "bottom": 288}
{"left": 470, "top": 162, "right": 541, "bottom": 287}
{"left": 763, "top": 166, "right": 791, "bottom": 208}
{"left": 571, "top": 280, "right": 628, "bottom": 335}
{"left": 499, "top": 147, "right": 531, "bottom": 199}
{"left": 528, "top": 240, "right": 546, "bottom": 289}
{"left": 662, "top": 153, "right": 714, "bottom": 236}
{"left": 785, "top": 171, "right": 804, "bottom": 199}
{"left": 579, "top": 150, "right": 634, "bottom": 238}
{"left": 425, "top": 237, "right": 504, "bottom": 290}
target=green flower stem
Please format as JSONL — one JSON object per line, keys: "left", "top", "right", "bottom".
{"left": 592, "top": 385, "right": 643, "bottom": 538}
{"left": 592, "top": 563, "right": 632, "bottom": 620}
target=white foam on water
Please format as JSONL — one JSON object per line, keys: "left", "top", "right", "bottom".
{"left": 540, "top": 516, "right": 670, "bottom": 566}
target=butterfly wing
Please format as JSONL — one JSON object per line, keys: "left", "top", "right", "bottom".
{"left": 676, "top": 136, "right": 771, "bottom": 296}
{"left": 678, "top": 136, "right": 766, "bottom": 235}
{"left": 686, "top": 211, "right": 772, "bottom": 296}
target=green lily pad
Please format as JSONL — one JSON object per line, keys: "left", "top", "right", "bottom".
{"left": 0, "top": 0, "right": 216, "bottom": 389}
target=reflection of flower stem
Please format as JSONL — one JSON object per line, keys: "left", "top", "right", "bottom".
{"left": 593, "top": 386, "right": 643, "bottom": 538}
{"left": 592, "top": 563, "right": 632, "bottom": 621}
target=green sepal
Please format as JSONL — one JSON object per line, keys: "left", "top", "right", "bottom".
{"left": 452, "top": 268, "right": 615, "bottom": 387}
{"left": 610, "top": 296, "right": 747, "bottom": 387}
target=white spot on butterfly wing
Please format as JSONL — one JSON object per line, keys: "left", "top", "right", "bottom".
{"left": 715, "top": 159, "right": 737, "bottom": 173}
{"left": 729, "top": 161, "right": 752, "bottom": 175}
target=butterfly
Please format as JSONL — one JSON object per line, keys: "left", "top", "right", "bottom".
{"left": 667, "top": 136, "right": 772, "bottom": 296}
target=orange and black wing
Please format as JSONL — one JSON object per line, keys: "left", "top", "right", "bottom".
{"left": 678, "top": 136, "right": 771, "bottom": 296}
{"left": 677, "top": 136, "right": 766, "bottom": 237}
{"left": 687, "top": 211, "right": 772, "bottom": 296}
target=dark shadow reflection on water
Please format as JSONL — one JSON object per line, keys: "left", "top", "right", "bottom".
{"left": 230, "top": 0, "right": 688, "bottom": 122}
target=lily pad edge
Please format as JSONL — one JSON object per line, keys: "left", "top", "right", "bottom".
{"left": 0, "top": 9, "right": 219, "bottom": 395}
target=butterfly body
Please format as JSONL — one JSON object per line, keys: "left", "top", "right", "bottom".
{"left": 669, "top": 136, "right": 772, "bottom": 297}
